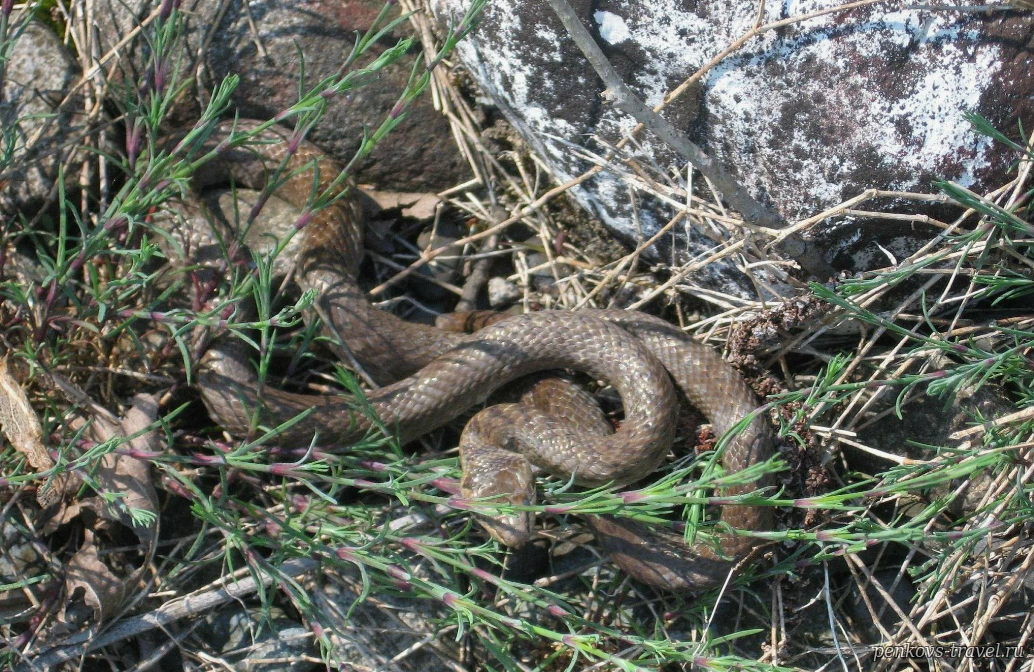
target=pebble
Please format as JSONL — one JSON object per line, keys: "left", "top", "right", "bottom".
{"left": 0, "top": 520, "right": 46, "bottom": 621}
{"left": 198, "top": 606, "right": 318, "bottom": 672}
{"left": 413, "top": 226, "right": 463, "bottom": 303}
{"left": 524, "top": 252, "right": 571, "bottom": 294}
{"left": 488, "top": 277, "right": 520, "bottom": 308}
{"left": 0, "top": 21, "right": 83, "bottom": 216}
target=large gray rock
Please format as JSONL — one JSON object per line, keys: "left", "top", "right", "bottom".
{"left": 95, "top": 0, "right": 469, "bottom": 191}
{"left": 0, "top": 21, "right": 82, "bottom": 216}
{"left": 431, "top": 0, "right": 1034, "bottom": 282}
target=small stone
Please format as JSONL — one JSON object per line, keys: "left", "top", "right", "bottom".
{"left": 199, "top": 606, "right": 317, "bottom": 672}
{"left": 525, "top": 252, "right": 570, "bottom": 293}
{"left": 488, "top": 277, "right": 520, "bottom": 308}
{"left": 0, "top": 520, "right": 47, "bottom": 621}
{"left": 0, "top": 21, "right": 83, "bottom": 216}
{"left": 413, "top": 226, "right": 463, "bottom": 302}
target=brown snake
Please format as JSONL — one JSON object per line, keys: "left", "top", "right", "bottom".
{"left": 173, "top": 120, "right": 774, "bottom": 591}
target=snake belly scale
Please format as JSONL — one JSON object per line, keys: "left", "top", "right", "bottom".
{"left": 175, "top": 120, "right": 774, "bottom": 591}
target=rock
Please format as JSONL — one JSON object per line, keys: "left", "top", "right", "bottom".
{"left": 0, "top": 21, "right": 83, "bottom": 216}
{"left": 488, "top": 276, "right": 520, "bottom": 307}
{"left": 312, "top": 569, "right": 453, "bottom": 671}
{"left": 524, "top": 251, "right": 569, "bottom": 293}
{"left": 93, "top": 0, "right": 469, "bottom": 191}
{"left": 198, "top": 606, "right": 318, "bottom": 672}
{"left": 0, "top": 520, "right": 47, "bottom": 619}
{"left": 364, "top": 190, "right": 441, "bottom": 220}
{"left": 413, "top": 224, "right": 463, "bottom": 302}
{"left": 844, "top": 569, "right": 916, "bottom": 643}
{"left": 430, "top": 0, "right": 1034, "bottom": 286}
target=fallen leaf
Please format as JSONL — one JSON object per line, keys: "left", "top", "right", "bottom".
{"left": 0, "top": 357, "right": 57, "bottom": 506}
{"left": 76, "top": 394, "right": 161, "bottom": 543}
{"left": 41, "top": 501, "right": 86, "bottom": 536}
{"left": 60, "top": 531, "right": 125, "bottom": 625}
{"left": 363, "top": 190, "right": 440, "bottom": 220}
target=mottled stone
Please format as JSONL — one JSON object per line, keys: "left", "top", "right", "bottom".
{"left": 488, "top": 276, "right": 520, "bottom": 307}
{"left": 94, "top": 0, "right": 469, "bottom": 191}
{"left": 0, "top": 21, "right": 82, "bottom": 216}
{"left": 199, "top": 607, "right": 317, "bottom": 672}
{"left": 414, "top": 223, "right": 463, "bottom": 301}
{"left": 431, "top": 0, "right": 1034, "bottom": 284}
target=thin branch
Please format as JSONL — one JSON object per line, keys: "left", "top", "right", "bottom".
{"left": 455, "top": 206, "right": 507, "bottom": 311}
{"left": 12, "top": 559, "right": 319, "bottom": 672}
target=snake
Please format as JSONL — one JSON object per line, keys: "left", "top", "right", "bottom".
{"left": 168, "top": 119, "right": 775, "bottom": 591}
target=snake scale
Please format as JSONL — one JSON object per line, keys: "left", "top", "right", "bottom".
{"left": 175, "top": 120, "right": 774, "bottom": 591}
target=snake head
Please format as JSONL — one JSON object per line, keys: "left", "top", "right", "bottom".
{"left": 460, "top": 449, "right": 536, "bottom": 548}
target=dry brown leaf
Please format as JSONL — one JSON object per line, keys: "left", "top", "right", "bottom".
{"left": 0, "top": 357, "right": 57, "bottom": 507}
{"left": 41, "top": 501, "right": 87, "bottom": 536}
{"left": 60, "top": 531, "right": 125, "bottom": 625}
{"left": 364, "top": 189, "right": 441, "bottom": 220}
{"left": 75, "top": 394, "right": 160, "bottom": 543}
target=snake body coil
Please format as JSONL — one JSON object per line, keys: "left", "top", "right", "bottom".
{"left": 181, "top": 120, "right": 774, "bottom": 591}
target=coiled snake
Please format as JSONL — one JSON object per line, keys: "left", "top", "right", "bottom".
{"left": 174, "top": 120, "right": 774, "bottom": 591}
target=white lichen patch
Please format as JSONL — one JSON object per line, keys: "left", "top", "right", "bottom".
{"left": 440, "top": 0, "right": 578, "bottom": 155}
{"left": 700, "top": 5, "right": 1001, "bottom": 215}
{"left": 593, "top": 11, "right": 631, "bottom": 45}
